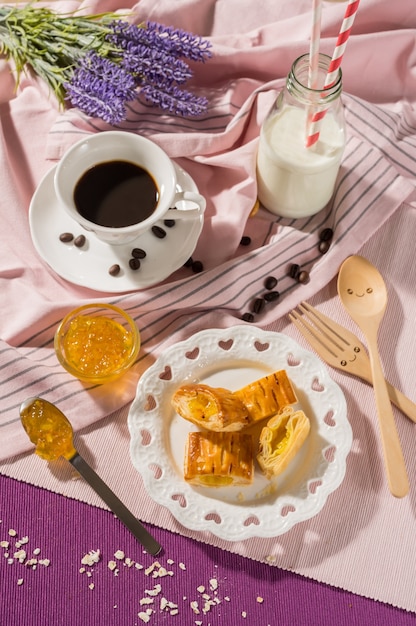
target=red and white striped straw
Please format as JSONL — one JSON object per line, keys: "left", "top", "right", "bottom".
{"left": 306, "top": 0, "right": 361, "bottom": 148}
{"left": 308, "top": 0, "right": 323, "bottom": 90}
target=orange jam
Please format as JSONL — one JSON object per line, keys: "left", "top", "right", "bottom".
{"left": 62, "top": 315, "right": 134, "bottom": 377}
{"left": 20, "top": 398, "right": 76, "bottom": 461}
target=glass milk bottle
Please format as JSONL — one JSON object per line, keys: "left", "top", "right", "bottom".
{"left": 256, "top": 53, "right": 346, "bottom": 218}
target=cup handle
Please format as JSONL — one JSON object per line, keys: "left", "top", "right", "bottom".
{"left": 165, "top": 191, "right": 206, "bottom": 220}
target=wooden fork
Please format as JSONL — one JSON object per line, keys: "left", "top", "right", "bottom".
{"left": 289, "top": 301, "right": 416, "bottom": 424}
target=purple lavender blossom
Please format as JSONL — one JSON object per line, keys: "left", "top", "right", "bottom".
{"left": 140, "top": 84, "right": 209, "bottom": 117}
{"left": 122, "top": 44, "right": 193, "bottom": 86}
{"left": 108, "top": 21, "right": 212, "bottom": 63}
{"left": 65, "top": 52, "right": 137, "bottom": 124}
{"left": 65, "top": 21, "right": 211, "bottom": 123}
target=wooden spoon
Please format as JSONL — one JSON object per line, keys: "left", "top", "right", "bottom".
{"left": 337, "top": 255, "right": 409, "bottom": 498}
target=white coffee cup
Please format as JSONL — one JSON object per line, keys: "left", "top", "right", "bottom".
{"left": 54, "top": 131, "right": 206, "bottom": 245}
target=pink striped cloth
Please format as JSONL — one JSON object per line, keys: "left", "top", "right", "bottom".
{"left": 1, "top": 0, "right": 416, "bottom": 461}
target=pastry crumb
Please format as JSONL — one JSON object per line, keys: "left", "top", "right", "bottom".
{"left": 138, "top": 611, "right": 151, "bottom": 623}
{"left": 81, "top": 549, "right": 100, "bottom": 566}
{"left": 13, "top": 550, "right": 26, "bottom": 563}
{"left": 190, "top": 600, "right": 200, "bottom": 614}
{"left": 145, "top": 584, "right": 162, "bottom": 597}
{"left": 114, "top": 550, "right": 125, "bottom": 560}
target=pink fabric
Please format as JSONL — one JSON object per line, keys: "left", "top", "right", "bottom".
{"left": 2, "top": 0, "right": 416, "bottom": 613}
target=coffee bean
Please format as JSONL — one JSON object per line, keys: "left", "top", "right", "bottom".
{"left": 131, "top": 248, "right": 146, "bottom": 259}
{"left": 263, "top": 290, "right": 280, "bottom": 302}
{"left": 242, "top": 312, "right": 255, "bottom": 323}
{"left": 192, "top": 260, "right": 204, "bottom": 273}
{"left": 109, "top": 264, "right": 121, "bottom": 276}
{"left": 74, "top": 235, "right": 86, "bottom": 247}
{"left": 297, "top": 270, "right": 310, "bottom": 284}
{"left": 251, "top": 298, "right": 265, "bottom": 314}
{"left": 264, "top": 276, "right": 277, "bottom": 290}
{"left": 152, "top": 225, "right": 166, "bottom": 239}
{"left": 289, "top": 263, "right": 300, "bottom": 279}
{"left": 129, "top": 258, "right": 141, "bottom": 270}
{"left": 59, "top": 232, "right": 74, "bottom": 243}
{"left": 163, "top": 219, "right": 176, "bottom": 228}
{"left": 240, "top": 236, "right": 251, "bottom": 246}
{"left": 318, "top": 240, "right": 331, "bottom": 255}
{"left": 319, "top": 227, "right": 334, "bottom": 242}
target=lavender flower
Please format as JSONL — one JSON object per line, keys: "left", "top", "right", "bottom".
{"left": 65, "top": 52, "right": 137, "bottom": 125}
{"left": 106, "top": 20, "right": 209, "bottom": 88}
{"left": 140, "top": 84, "right": 209, "bottom": 117}
{"left": 145, "top": 21, "right": 212, "bottom": 62}
{"left": 122, "top": 44, "right": 193, "bottom": 86}
{"left": 108, "top": 20, "right": 212, "bottom": 63}
{"left": 66, "top": 19, "right": 212, "bottom": 122}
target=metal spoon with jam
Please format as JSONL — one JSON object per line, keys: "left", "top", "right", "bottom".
{"left": 20, "top": 397, "right": 161, "bottom": 556}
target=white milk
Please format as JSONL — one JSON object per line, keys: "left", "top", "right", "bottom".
{"left": 256, "top": 105, "right": 345, "bottom": 218}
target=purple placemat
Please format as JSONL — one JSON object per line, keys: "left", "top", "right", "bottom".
{"left": 0, "top": 473, "right": 413, "bottom": 626}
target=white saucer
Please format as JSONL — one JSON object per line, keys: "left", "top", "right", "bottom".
{"left": 29, "top": 163, "right": 204, "bottom": 293}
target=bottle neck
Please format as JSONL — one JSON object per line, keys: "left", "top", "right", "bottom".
{"left": 286, "top": 53, "right": 342, "bottom": 107}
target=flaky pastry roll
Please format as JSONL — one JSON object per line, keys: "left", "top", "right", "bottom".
{"left": 257, "top": 407, "right": 310, "bottom": 479}
{"left": 184, "top": 431, "right": 253, "bottom": 486}
{"left": 172, "top": 383, "right": 249, "bottom": 431}
{"left": 233, "top": 370, "right": 297, "bottom": 425}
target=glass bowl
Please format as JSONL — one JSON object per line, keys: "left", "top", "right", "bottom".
{"left": 54, "top": 303, "right": 140, "bottom": 384}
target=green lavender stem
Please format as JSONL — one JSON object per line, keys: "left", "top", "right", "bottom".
{"left": 0, "top": 4, "right": 121, "bottom": 103}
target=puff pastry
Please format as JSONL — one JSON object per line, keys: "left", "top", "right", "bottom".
{"left": 257, "top": 406, "right": 310, "bottom": 479}
{"left": 172, "top": 383, "right": 249, "bottom": 431}
{"left": 233, "top": 370, "right": 297, "bottom": 425}
{"left": 184, "top": 431, "right": 253, "bottom": 486}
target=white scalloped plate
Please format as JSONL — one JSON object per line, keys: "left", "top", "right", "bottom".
{"left": 128, "top": 326, "right": 352, "bottom": 541}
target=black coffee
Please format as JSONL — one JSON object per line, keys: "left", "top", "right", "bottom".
{"left": 74, "top": 160, "right": 159, "bottom": 228}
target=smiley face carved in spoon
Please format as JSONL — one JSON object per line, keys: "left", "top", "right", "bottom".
{"left": 338, "top": 257, "right": 388, "bottom": 320}
{"left": 346, "top": 286, "right": 373, "bottom": 297}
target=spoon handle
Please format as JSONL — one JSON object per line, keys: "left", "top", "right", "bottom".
{"left": 367, "top": 339, "right": 409, "bottom": 498}
{"left": 70, "top": 452, "right": 162, "bottom": 556}
{"left": 385, "top": 381, "right": 416, "bottom": 424}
